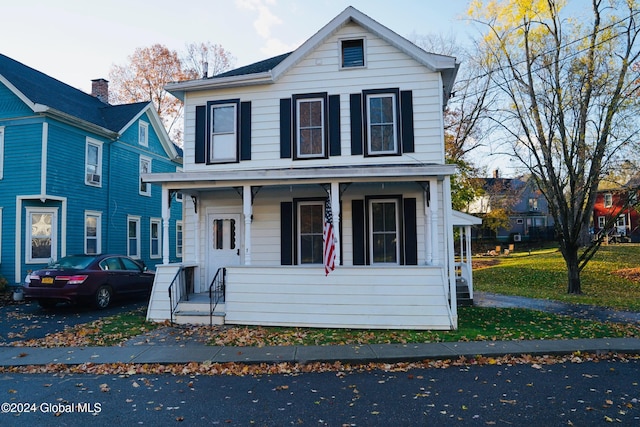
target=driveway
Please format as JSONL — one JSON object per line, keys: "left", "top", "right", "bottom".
{"left": 0, "top": 296, "right": 146, "bottom": 345}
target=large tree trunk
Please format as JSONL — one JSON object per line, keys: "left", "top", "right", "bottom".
{"left": 565, "top": 248, "right": 582, "bottom": 294}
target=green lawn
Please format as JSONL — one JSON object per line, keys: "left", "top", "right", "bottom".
{"left": 473, "top": 244, "right": 640, "bottom": 311}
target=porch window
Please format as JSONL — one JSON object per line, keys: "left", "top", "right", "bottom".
{"left": 616, "top": 215, "right": 626, "bottom": 228}
{"left": 150, "top": 218, "right": 161, "bottom": 258}
{"left": 84, "top": 211, "right": 101, "bottom": 255}
{"left": 364, "top": 91, "right": 399, "bottom": 155}
{"left": 369, "top": 199, "right": 399, "bottom": 264}
{"left": 26, "top": 208, "right": 58, "bottom": 263}
{"left": 208, "top": 100, "right": 239, "bottom": 163}
{"left": 127, "top": 216, "right": 140, "bottom": 258}
{"left": 294, "top": 95, "right": 326, "bottom": 159}
{"left": 176, "top": 220, "right": 183, "bottom": 258}
{"left": 297, "top": 201, "right": 324, "bottom": 264}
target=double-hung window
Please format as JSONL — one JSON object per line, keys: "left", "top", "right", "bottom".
{"left": 294, "top": 94, "right": 327, "bottom": 159}
{"left": 139, "top": 156, "right": 151, "bottom": 196}
{"left": 208, "top": 100, "right": 239, "bottom": 163}
{"left": 139, "top": 121, "right": 148, "bottom": 147}
{"left": 369, "top": 199, "right": 399, "bottom": 264}
{"left": 127, "top": 216, "right": 140, "bottom": 258}
{"left": 604, "top": 193, "right": 613, "bottom": 208}
{"left": 150, "top": 218, "right": 161, "bottom": 258}
{"left": 85, "top": 211, "right": 101, "bottom": 255}
{"left": 297, "top": 201, "right": 325, "bottom": 264}
{"left": 85, "top": 138, "right": 103, "bottom": 186}
{"left": 365, "top": 91, "right": 399, "bottom": 155}
{"left": 176, "top": 220, "right": 183, "bottom": 258}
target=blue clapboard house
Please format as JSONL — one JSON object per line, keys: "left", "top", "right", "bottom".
{"left": 0, "top": 53, "right": 183, "bottom": 285}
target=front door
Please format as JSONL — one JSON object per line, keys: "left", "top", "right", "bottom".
{"left": 206, "top": 213, "right": 241, "bottom": 290}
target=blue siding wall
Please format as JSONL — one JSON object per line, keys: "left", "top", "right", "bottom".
{"left": 0, "top": 82, "right": 33, "bottom": 119}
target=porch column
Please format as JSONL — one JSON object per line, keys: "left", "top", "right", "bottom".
{"left": 466, "top": 224, "right": 474, "bottom": 300}
{"left": 429, "top": 178, "right": 440, "bottom": 265}
{"left": 193, "top": 194, "right": 200, "bottom": 264}
{"left": 243, "top": 185, "right": 252, "bottom": 265}
{"left": 330, "top": 181, "right": 341, "bottom": 263}
{"left": 443, "top": 175, "right": 458, "bottom": 324}
{"left": 162, "top": 185, "right": 170, "bottom": 264}
{"left": 424, "top": 187, "right": 432, "bottom": 265}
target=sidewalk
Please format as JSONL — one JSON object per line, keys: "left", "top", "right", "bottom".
{"left": 1, "top": 293, "right": 639, "bottom": 367}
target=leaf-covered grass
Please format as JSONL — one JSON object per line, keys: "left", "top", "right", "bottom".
{"left": 473, "top": 244, "right": 640, "bottom": 311}
{"left": 208, "top": 305, "right": 640, "bottom": 347}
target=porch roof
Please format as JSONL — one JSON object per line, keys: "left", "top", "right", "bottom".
{"left": 452, "top": 210, "right": 483, "bottom": 226}
{"left": 143, "top": 163, "right": 457, "bottom": 190}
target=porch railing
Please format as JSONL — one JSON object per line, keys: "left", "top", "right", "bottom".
{"left": 209, "top": 267, "right": 226, "bottom": 326}
{"left": 168, "top": 268, "right": 183, "bottom": 325}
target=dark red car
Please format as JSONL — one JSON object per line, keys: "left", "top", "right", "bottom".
{"left": 24, "top": 254, "right": 155, "bottom": 309}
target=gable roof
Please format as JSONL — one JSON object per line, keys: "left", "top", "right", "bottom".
{"left": 166, "top": 6, "right": 459, "bottom": 103}
{"left": 0, "top": 53, "right": 179, "bottom": 160}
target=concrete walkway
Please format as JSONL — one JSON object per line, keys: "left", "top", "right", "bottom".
{"left": 1, "top": 293, "right": 639, "bottom": 367}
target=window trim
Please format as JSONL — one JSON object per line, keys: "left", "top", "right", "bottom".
{"left": 150, "top": 218, "right": 161, "bottom": 259}
{"left": 176, "top": 220, "right": 183, "bottom": 258}
{"left": 293, "top": 93, "right": 328, "bottom": 160}
{"left": 139, "top": 121, "right": 149, "bottom": 147}
{"left": 340, "top": 38, "right": 366, "bottom": 69}
{"left": 296, "top": 199, "right": 325, "bottom": 265}
{"left": 139, "top": 156, "right": 152, "bottom": 196}
{"left": 367, "top": 198, "right": 400, "bottom": 265}
{"left": 25, "top": 207, "right": 58, "bottom": 264}
{"left": 85, "top": 138, "right": 103, "bottom": 187}
{"left": 127, "top": 215, "right": 141, "bottom": 259}
{"left": 363, "top": 89, "right": 401, "bottom": 156}
{"left": 207, "top": 99, "right": 240, "bottom": 164}
{"left": 84, "top": 211, "right": 102, "bottom": 255}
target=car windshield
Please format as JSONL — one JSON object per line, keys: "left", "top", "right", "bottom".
{"left": 48, "top": 255, "right": 95, "bottom": 270}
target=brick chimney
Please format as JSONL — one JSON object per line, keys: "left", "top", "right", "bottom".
{"left": 91, "top": 78, "right": 109, "bottom": 103}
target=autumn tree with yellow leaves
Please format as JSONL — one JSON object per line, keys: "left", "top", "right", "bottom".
{"left": 469, "top": 0, "right": 640, "bottom": 294}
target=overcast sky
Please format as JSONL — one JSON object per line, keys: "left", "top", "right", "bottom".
{"left": 1, "top": 0, "right": 476, "bottom": 93}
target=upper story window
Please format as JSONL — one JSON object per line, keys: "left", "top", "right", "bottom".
{"left": 604, "top": 193, "right": 613, "bottom": 208}
{"left": 341, "top": 38, "right": 365, "bottom": 68}
{"left": 365, "top": 90, "right": 399, "bottom": 155}
{"left": 208, "top": 100, "right": 239, "bottom": 163}
{"left": 528, "top": 198, "right": 539, "bottom": 211}
{"left": 139, "top": 156, "right": 151, "bottom": 196}
{"left": 85, "top": 138, "right": 103, "bottom": 186}
{"left": 139, "top": 121, "right": 149, "bottom": 147}
{"left": 294, "top": 94, "right": 327, "bottom": 159}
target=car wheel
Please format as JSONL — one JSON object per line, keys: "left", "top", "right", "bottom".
{"left": 95, "top": 286, "right": 112, "bottom": 309}
{"left": 38, "top": 300, "right": 57, "bottom": 309}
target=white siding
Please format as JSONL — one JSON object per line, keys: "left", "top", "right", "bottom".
{"left": 224, "top": 266, "right": 454, "bottom": 330}
{"left": 181, "top": 22, "right": 445, "bottom": 173}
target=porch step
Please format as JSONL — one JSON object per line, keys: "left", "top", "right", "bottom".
{"left": 456, "top": 278, "right": 474, "bottom": 307}
{"left": 173, "top": 298, "right": 225, "bottom": 325}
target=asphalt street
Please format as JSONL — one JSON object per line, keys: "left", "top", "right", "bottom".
{"left": 1, "top": 358, "right": 639, "bottom": 426}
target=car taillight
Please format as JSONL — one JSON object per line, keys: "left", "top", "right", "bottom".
{"left": 57, "top": 275, "right": 89, "bottom": 285}
{"left": 29, "top": 274, "right": 40, "bottom": 281}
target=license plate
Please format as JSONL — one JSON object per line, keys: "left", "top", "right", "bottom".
{"left": 41, "top": 277, "right": 54, "bottom": 284}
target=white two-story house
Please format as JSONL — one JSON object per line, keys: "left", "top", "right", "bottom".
{"left": 144, "top": 6, "right": 477, "bottom": 330}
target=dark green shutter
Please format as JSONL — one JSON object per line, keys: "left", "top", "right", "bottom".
{"left": 195, "top": 105, "right": 206, "bottom": 163}
{"left": 352, "top": 199, "right": 366, "bottom": 265}
{"left": 280, "top": 98, "right": 292, "bottom": 158}
{"left": 280, "top": 202, "right": 293, "bottom": 265}
{"left": 240, "top": 101, "right": 251, "bottom": 160}
{"left": 349, "top": 94, "right": 363, "bottom": 155}
{"left": 329, "top": 94, "right": 341, "bottom": 156}
{"left": 403, "top": 198, "right": 417, "bottom": 265}
{"left": 400, "top": 91, "right": 414, "bottom": 153}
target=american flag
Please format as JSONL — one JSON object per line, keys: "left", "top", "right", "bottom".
{"left": 323, "top": 195, "right": 336, "bottom": 275}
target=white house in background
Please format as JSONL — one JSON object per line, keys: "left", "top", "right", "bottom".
{"left": 143, "top": 6, "right": 478, "bottom": 330}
